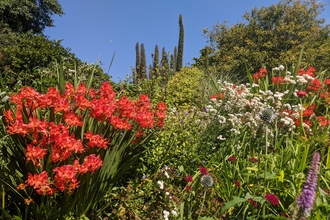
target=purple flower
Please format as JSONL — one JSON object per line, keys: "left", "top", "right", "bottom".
{"left": 296, "top": 152, "right": 320, "bottom": 218}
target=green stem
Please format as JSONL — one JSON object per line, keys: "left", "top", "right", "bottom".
{"left": 198, "top": 189, "right": 207, "bottom": 219}
{"left": 1, "top": 185, "right": 4, "bottom": 209}
{"left": 263, "top": 124, "right": 268, "bottom": 217}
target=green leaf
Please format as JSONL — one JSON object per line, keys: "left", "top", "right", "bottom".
{"left": 221, "top": 196, "right": 247, "bottom": 214}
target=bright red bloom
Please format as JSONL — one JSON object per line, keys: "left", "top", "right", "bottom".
{"left": 265, "top": 193, "right": 279, "bottom": 206}
{"left": 64, "top": 112, "right": 83, "bottom": 127}
{"left": 324, "top": 79, "right": 330, "bottom": 86}
{"left": 302, "top": 109, "right": 314, "bottom": 118}
{"left": 298, "top": 67, "right": 316, "bottom": 77}
{"left": 295, "top": 119, "right": 312, "bottom": 127}
{"left": 184, "top": 176, "right": 193, "bottom": 182}
{"left": 307, "top": 79, "right": 322, "bottom": 92}
{"left": 26, "top": 144, "right": 47, "bottom": 167}
{"left": 199, "top": 166, "right": 208, "bottom": 175}
{"left": 53, "top": 165, "right": 79, "bottom": 193}
{"left": 248, "top": 198, "right": 258, "bottom": 208}
{"left": 84, "top": 131, "right": 109, "bottom": 149}
{"left": 296, "top": 90, "right": 307, "bottom": 98}
{"left": 228, "top": 156, "right": 237, "bottom": 162}
{"left": 252, "top": 68, "right": 267, "bottom": 82}
{"left": 79, "top": 154, "right": 103, "bottom": 174}
{"left": 259, "top": 68, "right": 267, "bottom": 77}
{"left": 271, "top": 76, "right": 284, "bottom": 86}
{"left": 317, "top": 116, "right": 330, "bottom": 127}
{"left": 210, "top": 93, "right": 223, "bottom": 100}
{"left": 25, "top": 171, "right": 55, "bottom": 195}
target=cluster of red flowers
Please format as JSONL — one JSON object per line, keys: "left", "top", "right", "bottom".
{"left": 252, "top": 68, "right": 268, "bottom": 82}
{"left": 298, "top": 67, "right": 316, "bottom": 77}
{"left": 6, "top": 82, "right": 166, "bottom": 195}
{"left": 210, "top": 93, "right": 224, "bottom": 100}
{"left": 271, "top": 76, "right": 284, "bottom": 86}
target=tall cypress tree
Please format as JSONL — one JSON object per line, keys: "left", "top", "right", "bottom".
{"left": 161, "top": 47, "right": 169, "bottom": 76}
{"left": 140, "top": 43, "right": 147, "bottom": 79}
{"left": 176, "top": 14, "right": 184, "bottom": 72}
{"left": 152, "top": 45, "right": 159, "bottom": 79}
{"left": 148, "top": 64, "right": 153, "bottom": 80}
{"left": 173, "top": 46, "right": 178, "bottom": 71}
{"left": 170, "top": 54, "right": 175, "bottom": 71}
{"left": 134, "top": 42, "right": 140, "bottom": 84}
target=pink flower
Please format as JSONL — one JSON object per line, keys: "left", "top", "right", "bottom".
{"left": 199, "top": 166, "right": 208, "bottom": 175}
{"left": 248, "top": 198, "right": 258, "bottom": 208}
{"left": 265, "top": 193, "right": 279, "bottom": 206}
{"left": 228, "top": 156, "right": 237, "bottom": 162}
{"left": 186, "top": 185, "right": 192, "bottom": 191}
{"left": 184, "top": 176, "right": 193, "bottom": 182}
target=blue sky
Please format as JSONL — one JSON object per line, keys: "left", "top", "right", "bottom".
{"left": 44, "top": 0, "right": 330, "bottom": 83}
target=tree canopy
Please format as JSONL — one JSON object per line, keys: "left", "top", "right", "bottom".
{"left": 194, "top": 0, "right": 330, "bottom": 77}
{"left": 0, "top": 0, "right": 64, "bottom": 34}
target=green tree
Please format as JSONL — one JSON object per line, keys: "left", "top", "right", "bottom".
{"left": 176, "top": 14, "right": 184, "bottom": 72}
{"left": 173, "top": 46, "right": 178, "bottom": 70}
{"left": 140, "top": 43, "right": 147, "bottom": 80}
{"left": 161, "top": 47, "right": 169, "bottom": 76}
{"left": 195, "top": 0, "right": 330, "bottom": 77}
{"left": 134, "top": 42, "right": 140, "bottom": 84}
{"left": 151, "top": 44, "right": 159, "bottom": 79}
{"left": 166, "top": 67, "right": 205, "bottom": 109}
{"left": 0, "top": 0, "right": 64, "bottom": 34}
{"left": 0, "top": 34, "right": 110, "bottom": 92}
{"left": 170, "top": 53, "right": 175, "bottom": 71}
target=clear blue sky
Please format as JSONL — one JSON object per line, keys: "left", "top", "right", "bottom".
{"left": 44, "top": 0, "right": 330, "bottom": 83}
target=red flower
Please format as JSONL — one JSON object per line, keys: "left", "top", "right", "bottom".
{"left": 249, "top": 157, "right": 258, "bottom": 163}
{"left": 79, "top": 154, "right": 103, "bottom": 174}
{"left": 302, "top": 109, "right": 314, "bottom": 118}
{"left": 307, "top": 79, "right": 322, "bottom": 92}
{"left": 26, "top": 144, "right": 47, "bottom": 167}
{"left": 186, "top": 185, "right": 192, "bottom": 191}
{"left": 199, "top": 166, "right": 208, "bottom": 175}
{"left": 53, "top": 165, "right": 79, "bottom": 192}
{"left": 234, "top": 180, "right": 241, "bottom": 188}
{"left": 228, "top": 156, "right": 237, "bottom": 162}
{"left": 296, "top": 90, "right": 307, "bottom": 98}
{"left": 324, "top": 79, "right": 330, "bottom": 85}
{"left": 271, "top": 76, "right": 284, "bottom": 86}
{"left": 184, "top": 176, "right": 193, "bottom": 182}
{"left": 248, "top": 198, "right": 258, "bottom": 208}
{"left": 265, "top": 193, "right": 279, "bottom": 206}
{"left": 84, "top": 131, "right": 109, "bottom": 149}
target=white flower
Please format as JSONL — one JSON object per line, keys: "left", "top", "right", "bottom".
{"left": 165, "top": 191, "right": 170, "bottom": 195}
{"left": 164, "top": 171, "right": 170, "bottom": 179}
{"left": 157, "top": 180, "right": 164, "bottom": 189}
{"left": 217, "top": 135, "right": 226, "bottom": 140}
{"left": 163, "top": 210, "right": 170, "bottom": 220}
{"left": 171, "top": 210, "right": 178, "bottom": 217}
{"left": 279, "top": 65, "right": 285, "bottom": 70}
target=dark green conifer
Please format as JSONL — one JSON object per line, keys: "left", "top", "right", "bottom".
{"left": 161, "top": 47, "right": 169, "bottom": 76}
{"left": 170, "top": 54, "right": 175, "bottom": 71}
{"left": 176, "top": 14, "right": 184, "bottom": 72}
{"left": 134, "top": 42, "right": 140, "bottom": 84}
{"left": 140, "top": 43, "right": 147, "bottom": 80}
{"left": 152, "top": 45, "right": 159, "bottom": 79}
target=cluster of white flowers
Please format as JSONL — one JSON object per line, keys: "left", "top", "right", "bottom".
{"left": 163, "top": 209, "right": 178, "bottom": 220}
{"left": 157, "top": 180, "right": 164, "bottom": 190}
